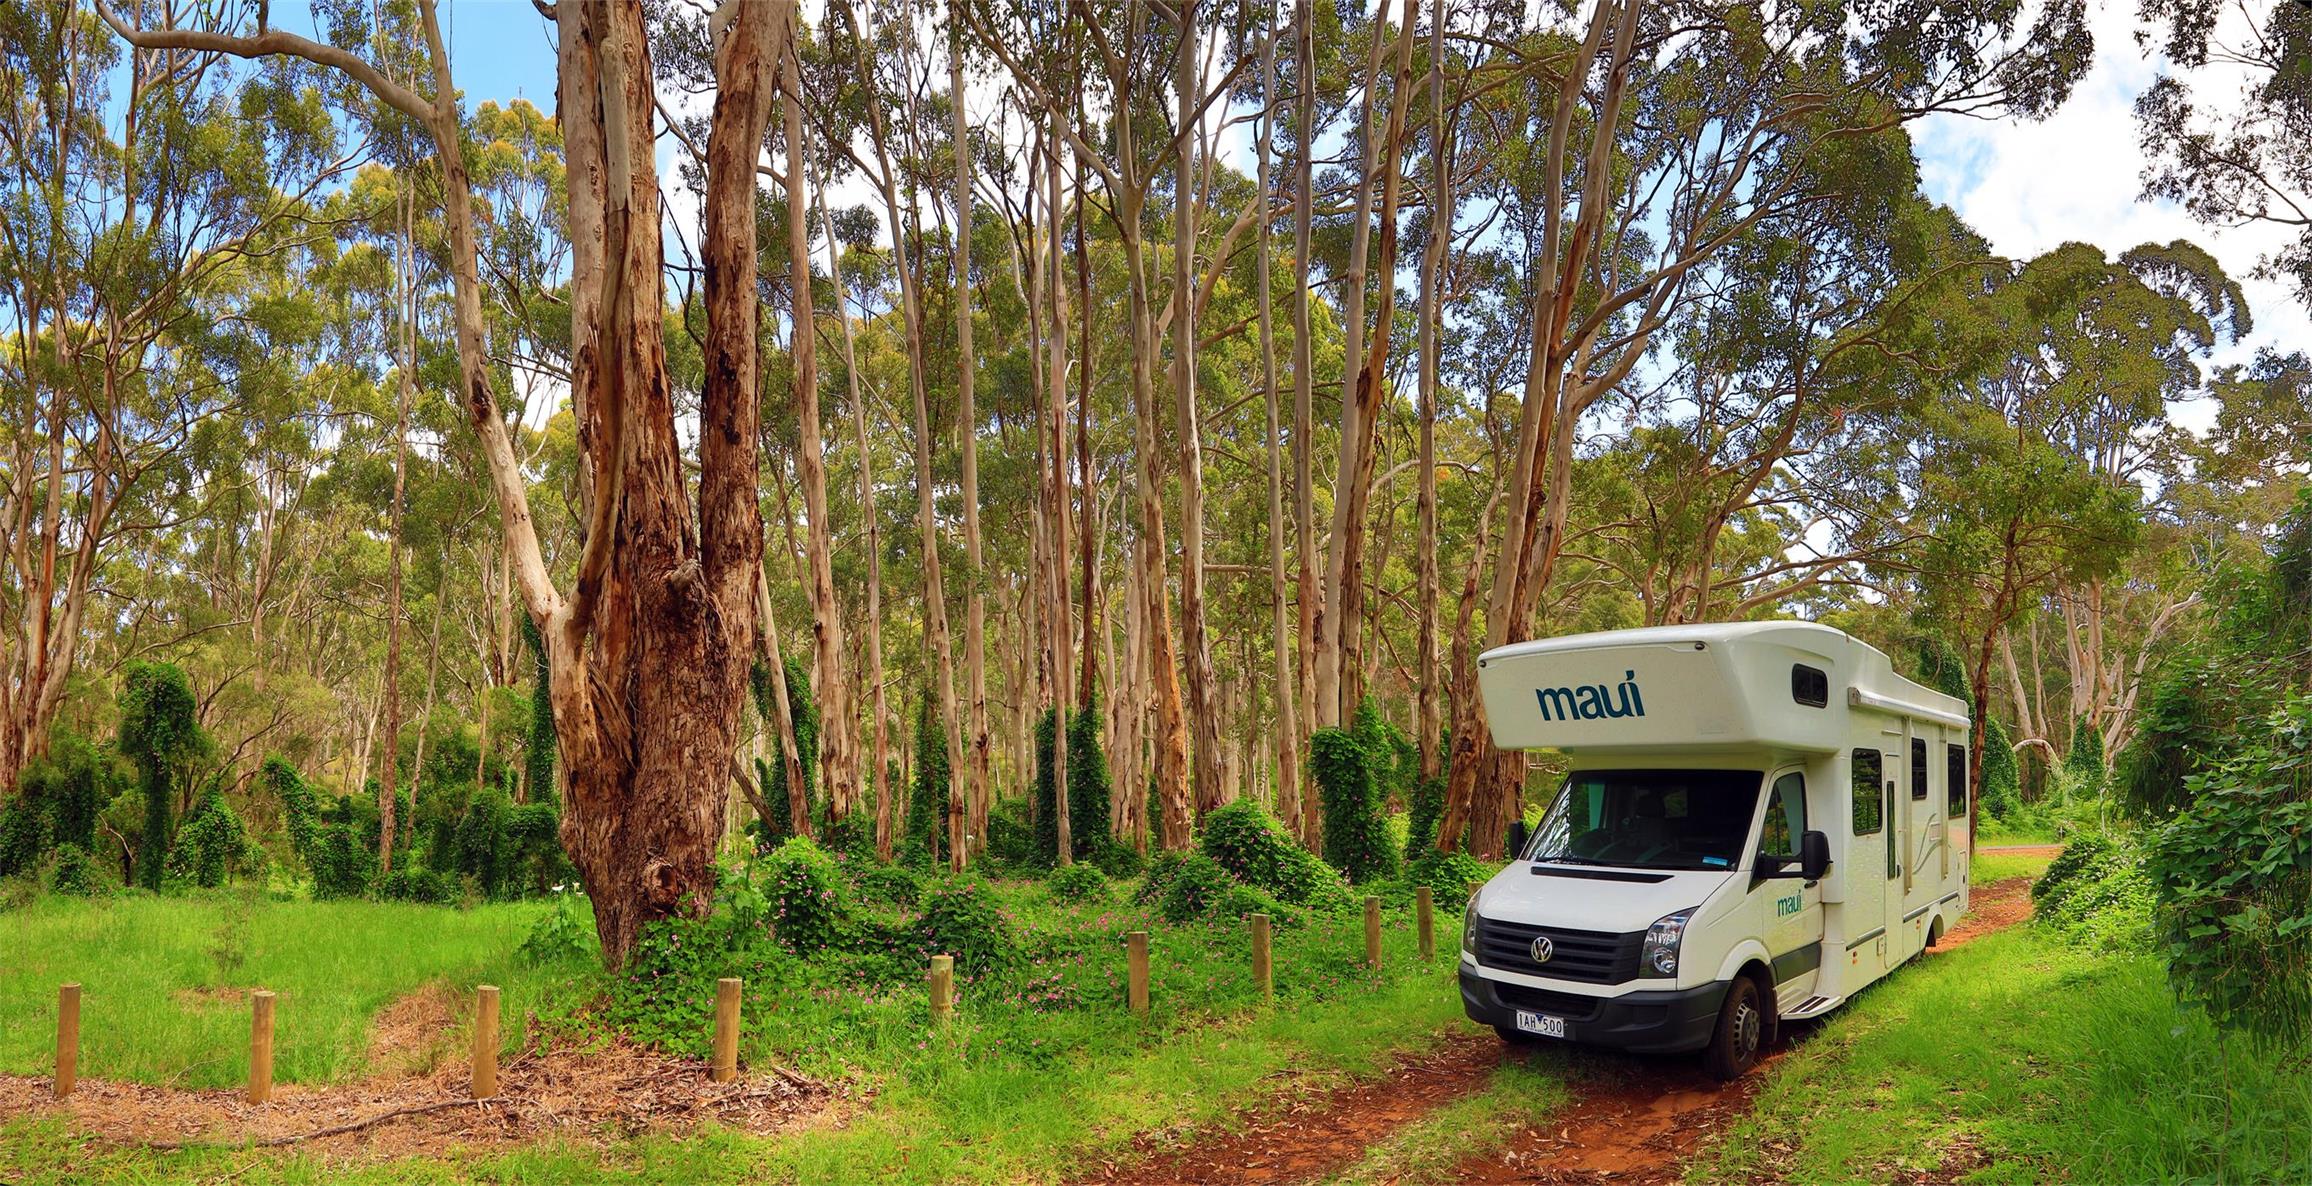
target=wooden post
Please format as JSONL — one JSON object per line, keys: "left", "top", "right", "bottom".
{"left": 1126, "top": 930, "right": 1150, "bottom": 1014}
{"left": 471, "top": 985, "right": 500, "bottom": 1098}
{"left": 930, "top": 955, "right": 955, "bottom": 1026}
{"left": 1364, "top": 897, "right": 1383, "bottom": 969}
{"left": 1250, "top": 915, "right": 1273, "bottom": 1000}
{"left": 248, "top": 990, "right": 275, "bottom": 1105}
{"left": 712, "top": 977, "right": 742, "bottom": 1082}
{"left": 1416, "top": 886, "right": 1435, "bottom": 961}
{"left": 54, "top": 983, "right": 79, "bottom": 1100}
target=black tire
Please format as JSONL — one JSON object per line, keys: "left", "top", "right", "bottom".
{"left": 1704, "top": 975, "right": 1767, "bottom": 1080}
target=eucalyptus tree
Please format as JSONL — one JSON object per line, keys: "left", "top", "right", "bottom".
{"left": 1434, "top": 0, "right": 2096, "bottom": 856}
{"left": 102, "top": 0, "right": 790, "bottom": 967}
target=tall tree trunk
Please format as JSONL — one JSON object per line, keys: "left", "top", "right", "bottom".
{"left": 1172, "top": 0, "right": 1224, "bottom": 821}
{"left": 1046, "top": 121, "right": 1076, "bottom": 864}
{"left": 815, "top": 155, "right": 892, "bottom": 860}
{"left": 783, "top": 26, "right": 852, "bottom": 827}
{"left": 1257, "top": 12, "right": 1301, "bottom": 838}
{"left": 1290, "top": 0, "right": 1322, "bottom": 848}
{"left": 1314, "top": 0, "right": 1395, "bottom": 728}
{"left": 1414, "top": 0, "right": 1451, "bottom": 780}
{"left": 1334, "top": 0, "right": 1419, "bottom": 719}
{"left": 1076, "top": 158, "right": 1100, "bottom": 714}
{"left": 379, "top": 185, "right": 414, "bottom": 873}
{"left": 851, "top": 5, "right": 966, "bottom": 869}
{"left": 951, "top": 28, "right": 993, "bottom": 856}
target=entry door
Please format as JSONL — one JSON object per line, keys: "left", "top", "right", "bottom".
{"left": 1843, "top": 748, "right": 1889, "bottom": 984}
{"left": 1761, "top": 769, "right": 1823, "bottom": 1011}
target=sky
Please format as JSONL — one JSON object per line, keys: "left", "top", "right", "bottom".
{"left": 380, "top": 0, "right": 2304, "bottom": 435}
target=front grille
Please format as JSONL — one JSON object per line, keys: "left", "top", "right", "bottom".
{"left": 1474, "top": 916, "right": 1644, "bottom": 984}
{"left": 1493, "top": 981, "right": 1606, "bottom": 1020}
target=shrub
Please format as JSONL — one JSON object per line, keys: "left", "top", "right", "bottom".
{"left": 853, "top": 861, "right": 923, "bottom": 906}
{"left": 986, "top": 797, "right": 1034, "bottom": 868}
{"left": 2145, "top": 693, "right": 2312, "bottom": 1047}
{"left": 120, "top": 660, "right": 206, "bottom": 892}
{"left": 1089, "top": 836, "right": 1145, "bottom": 880}
{"left": 1136, "top": 849, "right": 1190, "bottom": 906}
{"left": 376, "top": 865, "right": 456, "bottom": 904}
{"left": 761, "top": 837, "right": 851, "bottom": 953}
{"left": 1198, "top": 799, "right": 1352, "bottom": 911}
{"left": 0, "top": 792, "right": 43, "bottom": 879}
{"left": 1403, "top": 774, "right": 1445, "bottom": 860}
{"left": 917, "top": 877, "right": 1016, "bottom": 975}
{"left": 49, "top": 842, "right": 102, "bottom": 896}
{"left": 1981, "top": 715, "right": 2022, "bottom": 821}
{"left": 1215, "top": 881, "right": 1299, "bottom": 927}
{"left": 1405, "top": 849, "right": 1492, "bottom": 901}
{"left": 310, "top": 817, "right": 375, "bottom": 900}
{"left": 1044, "top": 861, "right": 1110, "bottom": 906}
{"left": 168, "top": 785, "right": 248, "bottom": 889}
{"left": 1157, "top": 852, "right": 1239, "bottom": 923}
{"left": 905, "top": 696, "right": 949, "bottom": 868}
{"left": 452, "top": 786, "right": 518, "bottom": 898}
{"left": 520, "top": 896, "right": 596, "bottom": 966}
{"left": 1313, "top": 722, "right": 1397, "bottom": 883}
{"left": 2064, "top": 714, "right": 2107, "bottom": 793}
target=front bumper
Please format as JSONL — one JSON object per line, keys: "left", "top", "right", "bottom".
{"left": 1459, "top": 964, "right": 1727, "bottom": 1054}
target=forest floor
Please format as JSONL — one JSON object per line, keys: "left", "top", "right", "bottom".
{"left": 1073, "top": 866, "right": 2050, "bottom": 1186}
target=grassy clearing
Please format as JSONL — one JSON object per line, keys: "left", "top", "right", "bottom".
{"left": 1967, "top": 848, "right": 2053, "bottom": 884}
{"left": 0, "top": 891, "right": 569, "bottom": 1087}
{"left": 1320, "top": 1055, "right": 1571, "bottom": 1186}
{"left": 0, "top": 874, "right": 1486, "bottom": 1184}
{"left": 1687, "top": 923, "right": 2312, "bottom": 1184}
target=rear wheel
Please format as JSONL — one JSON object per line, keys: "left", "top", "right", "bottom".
{"left": 1704, "top": 976, "right": 1766, "bottom": 1080}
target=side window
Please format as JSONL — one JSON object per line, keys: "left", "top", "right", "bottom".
{"left": 1947, "top": 743, "right": 1969, "bottom": 817}
{"left": 1910, "top": 738, "right": 1929, "bottom": 801}
{"left": 1791, "top": 664, "right": 1829, "bottom": 708}
{"left": 1761, "top": 772, "right": 1805, "bottom": 858}
{"left": 1851, "top": 750, "right": 1882, "bottom": 835}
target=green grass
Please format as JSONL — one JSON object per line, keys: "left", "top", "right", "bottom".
{"left": 1969, "top": 848, "right": 2054, "bottom": 884}
{"left": 1975, "top": 818, "right": 2057, "bottom": 847}
{"left": 1686, "top": 925, "right": 2312, "bottom": 1184}
{"left": 1321, "top": 1055, "right": 1572, "bottom": 1186}
{"left": 0, "top": 890, "right": 571, "bottom": 1087}
{"left": 0, "top": 875, "right": 1490, "bottom": 1184}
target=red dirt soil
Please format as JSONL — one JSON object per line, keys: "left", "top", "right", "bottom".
{"left": 1087, "top": 872, "right": 2047, "bottom": 1186}
{"left": 1076, "top": 1030, "right": 1507, "bottom": 1184}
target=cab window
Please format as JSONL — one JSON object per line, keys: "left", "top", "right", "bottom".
{"left": 1851, "top": 750, "right": 1882, "bottom": 834}
{"left": 1760, "top": 772, "right": 1805, "bottom": 860}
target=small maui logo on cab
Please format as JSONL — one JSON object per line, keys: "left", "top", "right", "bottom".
{"left": 1533, "top": 670, "right": 1646, "bottom": 722}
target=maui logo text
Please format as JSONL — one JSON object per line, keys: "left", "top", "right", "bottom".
{"left": 1533, "top": 670, "right": 1646, "bottom": 721}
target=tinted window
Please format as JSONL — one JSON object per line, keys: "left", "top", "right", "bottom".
{"left": 1851, "top": 750, "right": 1882, "bottom": 835}
{"left": 1525, "top": 769, "right": 1763, "bottom": 872}
{"left": 1791, "top": 664, "right": 1829, "bottom": 708}
{"left": 1947, "top": 743, "right": 1969, "bottom": 817}
{"left": 1761, "top": 772, "right": 1805, "bottom": 860}
{"left": 1911, "top": 738, "right": 1929, "bottom": 801}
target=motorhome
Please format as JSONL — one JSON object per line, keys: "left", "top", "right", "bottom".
{"left": 1458, "top": 621, "right": 1972, "bottom": 1078}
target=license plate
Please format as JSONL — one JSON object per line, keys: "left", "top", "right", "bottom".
{"left": 1515, "top": 1010, "right": 1568, "bottom": 1039}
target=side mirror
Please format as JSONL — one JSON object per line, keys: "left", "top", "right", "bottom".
{"left": 1800, "top": 830, "right": 1831, "bottom": 882}
{"left": 1506, "top": 819, "right": 1530, "bottom": 860}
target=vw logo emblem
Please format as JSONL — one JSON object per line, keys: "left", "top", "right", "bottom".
{"left": 1530, "top": 935, "right": 1555, "bottom": 964}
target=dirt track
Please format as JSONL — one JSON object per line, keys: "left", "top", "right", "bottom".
{"left": 1084, "top": 872, "right": 2043, "bottom": 1186}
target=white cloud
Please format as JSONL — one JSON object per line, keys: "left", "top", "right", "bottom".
{"left": 1912, "top": 2, "right": 2310, "bottom": 434}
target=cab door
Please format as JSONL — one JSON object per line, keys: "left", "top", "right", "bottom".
{"left": 1758, "top": 768, "right": 1823, "bottom": 1012}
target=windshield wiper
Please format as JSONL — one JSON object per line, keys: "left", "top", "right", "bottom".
{"left": 1531, "top": 854, "right": 1608, "bottom": 867}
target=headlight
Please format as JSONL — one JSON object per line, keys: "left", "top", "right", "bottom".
{"left": 1462, "top": 898, "right": 1481, "bottom": 956}
{"left": 1639, "top": 908, "right": 1694, "bottom": 978}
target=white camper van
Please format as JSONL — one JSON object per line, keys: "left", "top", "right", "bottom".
{"left": 1458, "top": 621, "right": 1972, "bottom": 1078}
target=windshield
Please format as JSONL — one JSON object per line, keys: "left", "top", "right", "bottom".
{"left": 1523, "top": 769, "right": 1763, "bottom": 872}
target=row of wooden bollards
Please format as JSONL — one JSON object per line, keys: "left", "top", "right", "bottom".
{"left": 44, "top": 976, "right": 758, "bottom": 1105}
{"left": 926, "top": 888, "right": 1444, "bottom": 1023}
{"left": 46, "top": 889, "right": 1446, "bottom": 1096}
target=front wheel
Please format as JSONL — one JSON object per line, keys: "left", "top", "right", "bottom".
{"left": 1703, "top": 976, "right": 1766, "bottom": 1080}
